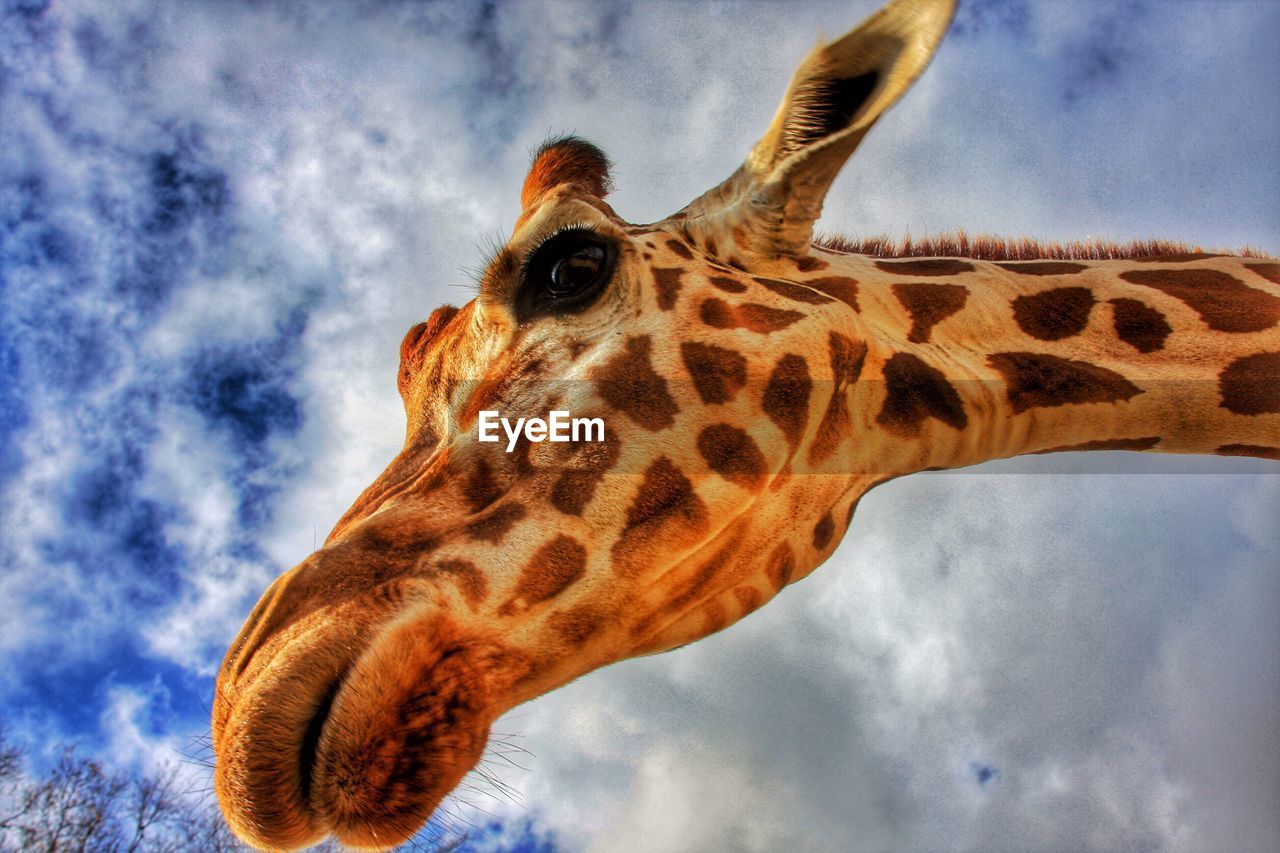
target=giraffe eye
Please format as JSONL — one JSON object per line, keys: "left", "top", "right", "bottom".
{"left": 518, "top": 229, "right": 615, "bottom": 320}
{"left": 548, "top": 244, "right": 605, "bottom": 295}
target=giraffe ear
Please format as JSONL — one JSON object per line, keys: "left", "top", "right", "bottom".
{"left": 521, "top": 136, "right": 613, "bottom": 209}
{"left": 684, "top": 0, "right": 955, "bottom": 258}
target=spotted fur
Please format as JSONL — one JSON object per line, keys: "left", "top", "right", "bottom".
{"left": 214, "top": 2, "right": 1280, "bottom": 848}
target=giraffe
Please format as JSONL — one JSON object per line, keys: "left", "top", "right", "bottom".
{"left": 211, "top": 0, "right": 1279, "bottom": 848}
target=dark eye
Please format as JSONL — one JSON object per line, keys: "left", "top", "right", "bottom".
{"left": 548, "top": 244, "right": 605, "bottom": 295}
{"left": 518, "top": 229, "right": 615, "bottom": 321}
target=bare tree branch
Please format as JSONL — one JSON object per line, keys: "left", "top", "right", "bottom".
{"left": 0, "top": 721, "right": 477, "bottom": 852}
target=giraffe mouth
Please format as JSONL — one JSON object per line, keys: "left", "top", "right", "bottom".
{"left": 213, "top": 625, "right": 359, "bottom": 851}
{"left": 297, "top": 675, "right": 343, "bottom": 807}
{"left": 215, "top": 609, "right": 511, "bottom": 851}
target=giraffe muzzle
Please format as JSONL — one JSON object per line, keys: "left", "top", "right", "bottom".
{"left": 213, "top": 559, "right": 525, "bottom": 851}
{"left": 213, "top": 619, "right": 356, "bottom": 850}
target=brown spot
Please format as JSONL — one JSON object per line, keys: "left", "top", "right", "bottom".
{"left": 653, "top": 268, "right": 683, "bottom": 311}
{"left": 612, "top": 457, "right": 710, "bottom": 576}
{"left": 462, "top": 459, "right": 503, "bottom": 513}
{"left": 1244, "top": 262, "right": 1280, "bottom": 285}
{"left": 812, "top": 513, "right": 835, "bottom": 551}
{"left": 521, "top": 137, "right": 612, "bottom": 208}
{"left": 753, "top": 276, "right": 835, "bottom": 305}
{"left": 697, "top": 424, "right": 767, "bottom": 489}
{"left": 549, "top": 605, "right": 603, "bottom": 645}
{"left": 700, "top": 298, "right": 804, "bottom": 333}
{"left": 763, "top": 354, "right": 812, "bottom": 449}
{"left": 464, "top": 502, "right": 526, "bottom": 544}
{"left": 810, "top": 332, "right": 869, "bottom": 464}
{"left": 1216, "top": 443, "right": 1280, "bottom": 461}
{"left": 348, "top": 519, "right": 438, "bottom": 563}
{"left": 701, "top": 602, "right": 729, "bottom": 636}
{"left": 665, "top": 238, "right": 694, "bottom": 260}
{"left": 765, "top": 542, "right": 795, "bottom": 591}
{"left": 734, "top": 585, "right": 764, "bottom": 615}
{"left": 727, "top": 256, "right": 747, "bottom": 271}
{"left": 699, "top": 300, "right": 735, "bottom": 329}
{"left": 892, "top": 282, "right": 969, "bottom": 343}
{"left": 875, "top": 353, "right": 968, "bottom": 435}
{"left": 875, "top": 258, "right": 975, "bottom": 276}
{"left": 708, "top": 275, "right": 748, "bottom": 294}
{"left": 568, "top": 339, "right": 591, "bottom": 361}
{"left": 1109, "top": 298, "right": 1172, "bottom": 353}
{"left": 500, "top": 535, "right": 587, "bottom": 615}
{"left": 1119, "top": 269, "right": 1280, "bottom": 333}
{"left": 434, "top": 559, "right": 487, "bottom": 610}
{"left": 1011, "top": 286, "right": 1096, "bottom": 341}
{"left": 681, "top": 341, "right": 748, "bottom": 405}
{"left": 988, "top": 352, "right": 1142, "bottom": 414}
{"left": 795, "top": 256, "right": 829, "bottom": 272}
{"left": 549, "top": 438, "right": 621, "bottom": 516}
{"left": 548, "top": 471, "right": 596, "bottom": 516}
{"left": 1032, "top": 437, "right": 1161, "bottom": 454}
{"left": 591, "top": 335, "right": 679, "bottom": 431}
{"left": 993, "top": 261, "right": 1089, "bottom": 276}
{"left": 1131, "top": 253, "right": 1224, "bottom": 263}
{"left": 622, "top": 458, "right": 702, "bottom": 529}
{"left": 1219, "top": 352, "right": 1280, "bottom": 415}
{"left": 705, "top": 237, "right": 719, "bottom": 257}
{"left": 804, "top": 276, "right": 860, "bottom": 311}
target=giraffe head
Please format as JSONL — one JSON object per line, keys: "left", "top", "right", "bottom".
{"left": 212, "top": 0, "right": 955, "bottom": 848}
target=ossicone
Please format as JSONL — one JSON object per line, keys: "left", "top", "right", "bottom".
{"left": 521, "top": 135, "right": 614, "bottom": 209}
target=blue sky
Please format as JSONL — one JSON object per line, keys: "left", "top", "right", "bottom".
{"left": 1, "top": 0, "right": 1277, "bottom": 850}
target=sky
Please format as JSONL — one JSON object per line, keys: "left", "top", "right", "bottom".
{"left": 1, "top": 0, "right": 1277, "bottom": 850}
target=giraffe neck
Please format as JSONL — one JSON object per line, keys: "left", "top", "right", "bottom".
{"left": 840, "top": 253, "right": 1280, "bottom": 477}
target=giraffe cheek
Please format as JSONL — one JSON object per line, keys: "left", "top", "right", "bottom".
{"left": 310, "top": 614, "right": 532, "bottom": 848}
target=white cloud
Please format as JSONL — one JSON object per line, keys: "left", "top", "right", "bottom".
{"left": 447, "top": 472, "right": 1278, "bottom": 851}
{"left": 3, "top": 1, "right": 1277, "bottom": 850}
{"left": 100, "top": 682, "right": 186, "bottom": 776}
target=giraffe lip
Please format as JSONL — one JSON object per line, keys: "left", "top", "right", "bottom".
{"left": 298, "top": 674, "right": 344, "bottom": 805}
{"left": 215, "top": 643, "right": 356, "bottom": 850}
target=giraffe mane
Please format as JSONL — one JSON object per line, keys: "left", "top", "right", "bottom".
{"left": 814, "top": 229, "right": 1274, "bottom": 261}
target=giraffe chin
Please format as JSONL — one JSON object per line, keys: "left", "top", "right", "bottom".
{"left": 215, "top": 612, "right": 511, "bottom": 851}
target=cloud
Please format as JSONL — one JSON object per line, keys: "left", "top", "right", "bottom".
{"left": 454, "top": 472, "right": 1278, "bottom": 851}
{"left": 1, "top": 1, "right": 1276, "bottom": 851}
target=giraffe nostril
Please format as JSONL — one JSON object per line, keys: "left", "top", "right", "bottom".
{"left": 399, "top": 304, "right": 461, "bottom": 396}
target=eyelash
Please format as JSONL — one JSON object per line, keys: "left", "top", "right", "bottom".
{"left": 521, "top": 221, "right": 596, "bottom": 272}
